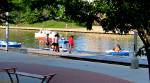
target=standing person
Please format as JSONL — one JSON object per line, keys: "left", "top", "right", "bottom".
{"left": 52, "top": 33, "right": 60, "bottom": 52}
{"left": 68, "top": 35, "right": 74, "bottom": 53}
{"left": 45, "top": 34, "right": 51, "bottom": 48}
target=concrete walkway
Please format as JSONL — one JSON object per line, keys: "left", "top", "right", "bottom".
{"left": 0, "top": 62, "right": 132, "bottom": 83}
{"left": 0, "top": 50, "right": 149, "bottom": 83}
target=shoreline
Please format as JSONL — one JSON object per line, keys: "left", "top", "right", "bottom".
{"left": 0, "top": 25, "right": 106, "bottom": 33}
{"left": 0, "top": 26, "right": 134, "bottom": 35}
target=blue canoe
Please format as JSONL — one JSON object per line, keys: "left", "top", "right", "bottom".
{"left": 0, "top": 40, "right": 22, "bottom": 48}
{"left": 105, "top": 50, "right": 129, "bottom": 56}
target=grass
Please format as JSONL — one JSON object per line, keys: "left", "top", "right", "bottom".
{"left": 12, "top": 20, "right": 86, "bottom": 29}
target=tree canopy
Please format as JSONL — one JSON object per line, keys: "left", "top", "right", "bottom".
{"left": 97, "top": 0, "right": 150, "bottom": 79}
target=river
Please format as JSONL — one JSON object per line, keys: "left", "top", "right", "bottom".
{"left": 0, "top": 28, "right": 143, "bottom": 54}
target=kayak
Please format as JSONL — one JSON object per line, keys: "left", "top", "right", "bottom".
{"left": 105, "top": 50, "right": 129, "bottom": 56}
{"left": 0, "top": 40, "right": 21, "bottom": 48}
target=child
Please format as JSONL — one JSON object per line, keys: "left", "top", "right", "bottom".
{"left": 68, "top": 35, "right": 74, "bottom": 53}
{"left": 45, "top": 34, "right": 51, "bottom": 48}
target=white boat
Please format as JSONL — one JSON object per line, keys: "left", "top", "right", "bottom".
{"left": 35, "top": 30, "right": 57, "bottom": 39}
{"left": 0, "top": 40, "right": 21, "bottom": 48}
{"left": 105, "top": 50, "right": 129, "bottom": 56}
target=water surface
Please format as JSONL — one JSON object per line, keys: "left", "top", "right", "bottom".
{"left": 0, "top": 28, "right": 143, "bottom": 54}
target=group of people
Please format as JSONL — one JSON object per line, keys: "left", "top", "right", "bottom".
{"left": 45, "top": 32, "right": 122, "bottom": 53}
{"left": 45, "top": 32, "right": 75, "bottom": 53}
{"left": 45, "top": 33, "right": 60, "bottom": 52}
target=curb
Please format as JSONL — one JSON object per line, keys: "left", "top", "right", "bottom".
{"left": 60, "top": 55, "right": 148, "bottom": 68}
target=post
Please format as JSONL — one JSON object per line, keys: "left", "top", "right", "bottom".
{"left": 5, "top": 12, "right": 9, "bottom": 51}
{"left": 65, "top": 23, "right": 68, "bottom": 37}
{"left": 130, "top": 30, "right": 139, "bottom": 69}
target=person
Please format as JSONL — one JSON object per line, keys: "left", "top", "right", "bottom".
{"left": 52, "top": 33, "right": 60, "bottom": 52}
{"left": 45, "top": 34, "right": 51, "bottom": 48}
{"left": 59, "top": 37, "right": 65, "bottom": 48}
{"left": 113, "top": 44, "right": 121, "bottom": 52}
{"left": 68, "top": 35, "right": 74, "bottom": 53}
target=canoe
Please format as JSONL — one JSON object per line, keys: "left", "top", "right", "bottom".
{"left": 0, "top": 40, "right": 21, "bottom": 48}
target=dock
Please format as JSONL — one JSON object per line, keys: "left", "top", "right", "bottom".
{"left": 0, "top": 47, "right": 148, "bottom": 68}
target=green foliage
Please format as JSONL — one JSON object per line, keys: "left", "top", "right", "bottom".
{"left": 12, "top": 20, "right": 84, "bottom": 28}
{"left": 49, "top": 5, "right": 65, "bottom": 20}
{"left": 0, "top": 0, "right": 16, "bottom": 24}
{"left": 20, "top": 10, "right": 41, "bottom": 24}
{"left": 99, "top": 0, "right": 150, "bottom": 34}
{"left": 94, "top": 1, "right": 115, "bottom": 13}
{"left": 0, "top": 0, "right": 91, "bottom": 25}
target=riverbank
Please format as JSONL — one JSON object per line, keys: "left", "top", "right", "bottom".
{"left": 0, "top": 25, "right": 134, "bottom": 34}
{"left": 0, "top": 25, "right": 117, "bottom": 34}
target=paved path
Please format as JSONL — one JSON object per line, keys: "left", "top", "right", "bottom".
{"left": 0, "top": 61, "right": 132, "bottom": 83}
{"left": 0, "top": 50, "right": 149, "bottom": 83}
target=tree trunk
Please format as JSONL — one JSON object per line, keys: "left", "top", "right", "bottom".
{"left": 145, "top": 46, "right": 150, "bottom": 80}
{"left": 137, "top": 30, "right": 150, "bottom": 80}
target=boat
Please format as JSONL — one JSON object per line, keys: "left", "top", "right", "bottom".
{"left": 105, "top": 50, "right": 129, "bottom": 56}
{"left": 0, "top": 40, "right": 22, "bottom": 48}
{"left": 35, "top": 30, "right": 57, "bottom": 40}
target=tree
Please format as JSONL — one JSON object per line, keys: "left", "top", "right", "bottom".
{"left": 0, "top": 0, "right": 15, "bottom": 24}
{"left": 64, "top": 0, "right": 98, "bottom": 29}
{"left": 10, "top": 0, "right": 63, "bottom": 24}
{"left": 97, "top": 0, "right": 150, "bottom": 79}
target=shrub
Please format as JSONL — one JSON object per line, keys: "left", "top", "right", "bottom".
{"left": 21, "top": 9, "right": 41, "bottom": 24}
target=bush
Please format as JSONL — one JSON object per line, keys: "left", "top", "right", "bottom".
{"left": 21, "top": 10, "right": 41, "bottom": 24}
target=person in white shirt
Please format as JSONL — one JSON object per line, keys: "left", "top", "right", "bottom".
{"left": 52, "top": 33, "right": 60, "bottom": 52}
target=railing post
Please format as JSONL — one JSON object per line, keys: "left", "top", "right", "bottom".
{"left": 5, "top": 12, "right": 9, "bottom": 51}
{"left": 130, "top": 30, "right": 139, "bottom": 69}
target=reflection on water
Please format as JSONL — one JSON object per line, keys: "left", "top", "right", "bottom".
{"left": 73, "top": 33, "right": 143, "bottom": 53}
{"left": 0, "top": 29, "right": 39, "bottom": 48}
{"left": 0, "top": 29, "right": 143, "bottom": 54}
